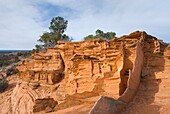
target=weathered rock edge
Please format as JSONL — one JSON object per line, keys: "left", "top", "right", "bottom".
{"left": 89, "top": 39, "right": 144, "bottom": 114}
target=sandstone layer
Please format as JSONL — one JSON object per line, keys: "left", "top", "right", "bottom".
{"left": 0, "top": 31, "right": 169, "bottom": 114}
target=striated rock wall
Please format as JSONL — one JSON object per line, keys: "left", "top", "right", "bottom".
{"left": 0, "top": 83, "right": 46, "bottom": 114}
{"left": 1, "top": 31, "right": 169, "bottom": 114}
{"left": 17, "top": 31, "right": 146, "bottom": 99}
{"left": 17, "top": 50, "right": 65, "bottom": 85}
{"left": 122, "top": 37, "right": 170, "bottom": 114}
{"left": 89, "top": 39, "right": 144, "bottom": 114}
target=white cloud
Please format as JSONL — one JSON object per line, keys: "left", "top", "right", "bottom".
{"left": 0, "top": 0, "right": 45, "bottom": 50}
{"left": 41, "top": 0, "right": 170, "bottom": 43}
{"left": 0, "top": 0, "right": 170, "bottom": 50}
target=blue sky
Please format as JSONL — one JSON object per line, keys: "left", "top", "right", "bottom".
{"left": 0, "top": 0, "right": 170, "bottom": 50}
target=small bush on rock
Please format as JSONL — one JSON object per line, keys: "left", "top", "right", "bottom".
{"left": 0, "top": 77, "right": 8, "bottom": 93}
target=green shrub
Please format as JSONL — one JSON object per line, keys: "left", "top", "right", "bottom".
{"left": 6, "top": 65, "right": 19, "bottom": 76}
{"left": 17, "top": 52, "right": 23, "bottom": 56}
{"left": 17, "top": 52, "right": 31, "bottom": 58}
{"left": 0, "top": 77, "right": 8, "bottom": 93}
{"left": 14, "top": 56, "right": 20, "bottom": 62}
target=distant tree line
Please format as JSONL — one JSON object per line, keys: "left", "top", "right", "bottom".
{"left": 0, "top": 54, "right": 20, "bottom": 67}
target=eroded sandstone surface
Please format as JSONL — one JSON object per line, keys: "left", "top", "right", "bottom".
{"left": 0, "top": 31, "right": 170, "bottom": 114}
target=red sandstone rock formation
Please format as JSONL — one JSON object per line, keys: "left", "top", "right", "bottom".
{"left": 89, "top": 40, "right": 144, "bottom": 114}
{"left": 0, "top": 31, "right": 169, "bottom": 114}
